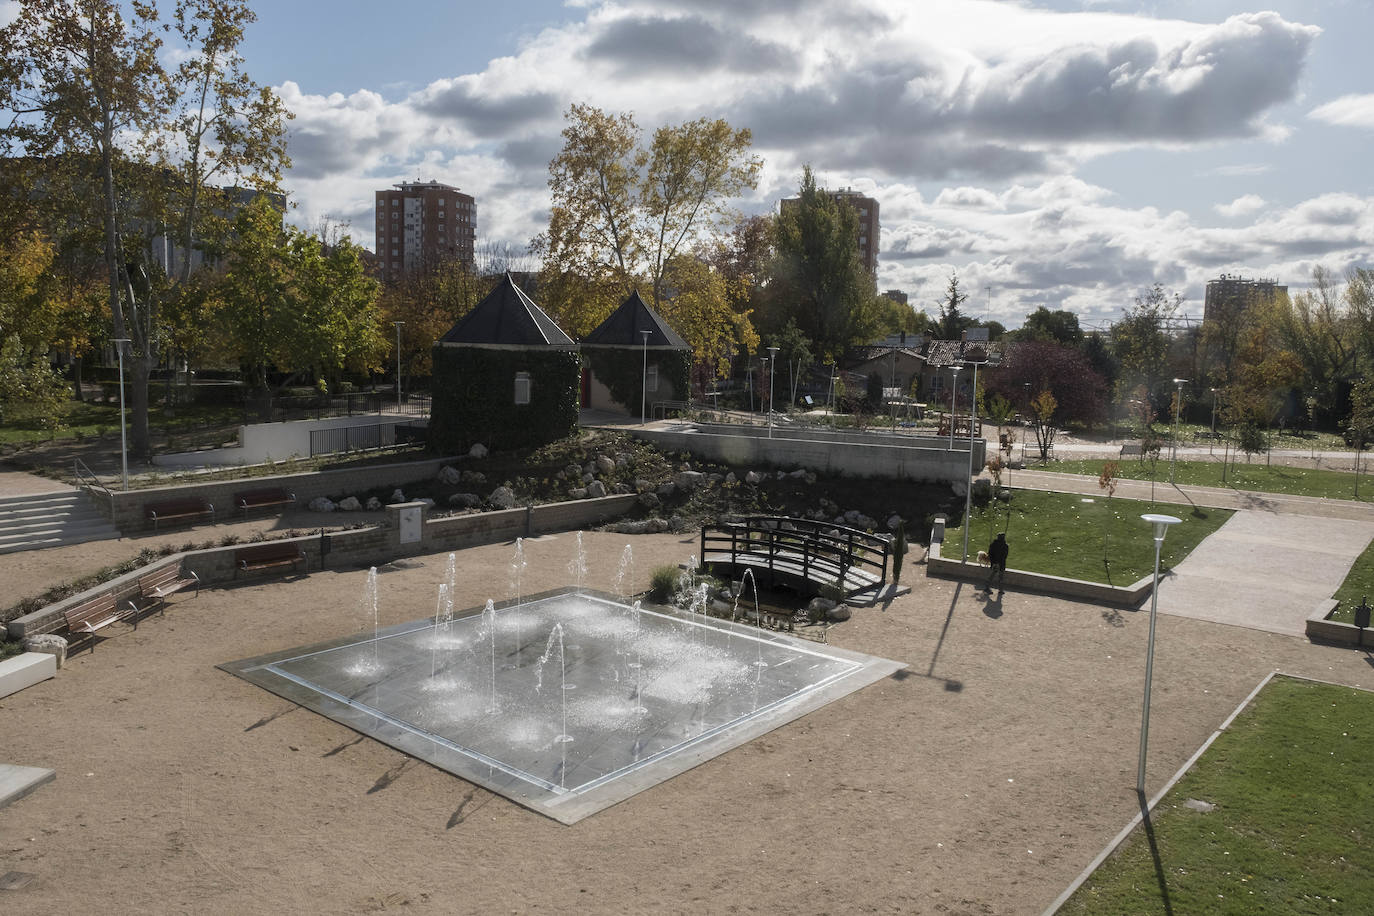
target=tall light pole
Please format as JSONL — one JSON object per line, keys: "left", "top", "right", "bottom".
{"left": 1170, "top": 378, "right": 1187, "bottom": 483}
{"left": 1209, "top": 387, "right": 1219, "bottom": 455}
{"left": 767, "top": 346, "right": 779, "bottom": 438}
{"left": 828, "top": 365, "right": 837, "bottom": 427}
{"left": 393, "top": 321, "right": 405, "bottom": 410}
{"left": 948, "top": 366, "right": 961, "bottom": 449}
{"left": 1138, "top": 513, "right": 1181, "bottom": 795}
{"left": 112, "top": 338, "right": 131, "bottom": 491}
{"left": 961, "top": 348, "right": 993, "bottom": 563}
{"left": 640, "top": 330, "right": 651, "bottom": 425}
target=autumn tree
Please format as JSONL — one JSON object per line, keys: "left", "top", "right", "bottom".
{"left": 1029, "top": 389, "right": 1058, "bottom": 461}
{"left": 536, "top": 104, "right": 761, "bottom": 336}
{"left": 2, "top": 0, "right": 289, "bottom": 459}
{"left": 657, "top": 253, "right": 758, "bottom": 390}
{"left": 983, "top": 340, "right": 1108, "bottom": 427}
{"left": 1273, "top": 267, "right": 1353, "bottom": 427}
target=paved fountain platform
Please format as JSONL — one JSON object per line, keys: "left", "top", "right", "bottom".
{"left": 221, "top": 588, "right": 902, "bottom": 824}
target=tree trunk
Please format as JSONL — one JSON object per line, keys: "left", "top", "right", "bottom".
{"left": 129, "top": 351, "right": 152, "bottom": 462}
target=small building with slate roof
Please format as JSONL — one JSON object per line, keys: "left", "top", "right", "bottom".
{"left": 429, "top": 273, "right": 581, "bottom": 452}
{"left": 580, "top": 290, "right": 692, "bottom": 417}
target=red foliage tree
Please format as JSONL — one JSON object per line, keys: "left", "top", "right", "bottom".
{"left": 985, "top": 341, "right": 1108, "bottom": 426}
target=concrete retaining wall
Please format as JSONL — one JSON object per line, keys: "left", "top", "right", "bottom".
{"left": 154, "top": 414, "right": 408, "bottom": 468}
{"left": 91, "top": 457, "right": 454, "bottom": 532}
{"left": 925, "top": 540, "right": 1152, "bottom": 607}
{"left": 7, "top": 494, "right": 637, "bottom": 640}
{"left": 632, "top": 426, "right": 983, "bottom": 486}
{"left": 1305, "top": 598, "right": 1374, "bottom": 647}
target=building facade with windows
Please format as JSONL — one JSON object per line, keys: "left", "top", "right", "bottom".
{"left": 374, "top": 180, "right": 476, "bottom": 282}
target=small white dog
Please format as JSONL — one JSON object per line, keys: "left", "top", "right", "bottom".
{"left": 975, "top": 550, "right": 990, "bottom": 566}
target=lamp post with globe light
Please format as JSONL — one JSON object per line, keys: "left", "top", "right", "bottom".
{"left": 1138, "top": 512, "right": 1181, "bottom": 795}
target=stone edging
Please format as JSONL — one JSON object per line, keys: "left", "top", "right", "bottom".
{"left": 925, "top": 539, "right": 1152, "bottom": 607}
{"left": 1305, "top": 598, "right": 1373, "bottom": 647}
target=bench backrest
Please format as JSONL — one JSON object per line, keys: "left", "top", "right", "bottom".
{"left": 146, "top": 498, "right": 211, "bottom": 515}
{"left": 64, "top": 593, "right": 118, "bottom": 626}
{"left": 236, "top": 542, "right": 304, "bottom": 563}
{"left": 139, "top": 565, "right": 183, "bottom": 592}
{"left": 237, "top": 488, "right": 292, "bottom": 503}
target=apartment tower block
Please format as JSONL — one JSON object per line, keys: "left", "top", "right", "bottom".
{"left": 375, "top": 180, "right": 476, "bottom": 282}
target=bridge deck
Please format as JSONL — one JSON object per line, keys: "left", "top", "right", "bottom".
{"left": 699, "top": 517, "right": 889, "bottom": 598}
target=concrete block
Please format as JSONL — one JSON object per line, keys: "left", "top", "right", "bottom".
{"left": 0, "top": 652, "right": 57, "bottom": 700}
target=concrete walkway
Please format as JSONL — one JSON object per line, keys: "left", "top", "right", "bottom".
{"left": 1153, "top": 511, "right": 1374, "bottom": 637}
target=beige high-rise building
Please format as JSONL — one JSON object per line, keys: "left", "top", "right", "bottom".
{"left": 374, "top": 180, "right": 476, "bottom": 282}
{"left": 781, "top": 186, "right": 880, "bottom": 276}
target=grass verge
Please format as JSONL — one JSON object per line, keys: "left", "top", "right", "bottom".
{"left": 1329, "top": 537, "right": 1374, "bottom": 625}
{"left": 1049, "top": 457, "right": 1372, "bottom": 503}
{"left": 1062, "top": 676, "right": 1374, "bottom": 915}
{"left": 947, "top": 489, "right": 1232, "bottom": 585}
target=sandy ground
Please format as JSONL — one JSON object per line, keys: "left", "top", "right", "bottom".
{"left": 3, "top": 528, "right": 1372, "bottom": 915}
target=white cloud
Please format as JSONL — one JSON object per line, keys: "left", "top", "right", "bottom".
{"left": 1214, "top": 194, "right": 1265, "bottom": 218}
{"left": 1309, "top": 93, "right": 1374, "bottom": 129}
{"left": 265, "top": 1, "right": 1351, "bottom": 326}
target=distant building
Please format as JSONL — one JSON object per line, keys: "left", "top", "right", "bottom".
{"left": 148, "top": 185, "right": 287, "bottom": 277}
{"left": 882, "top": 289, "right": 908, "bottom": 306}
{"left": 1203, "top": 274, "right": 1287, "bottom": 324}
{"left": 781, "top": 186, "right": 880, "bottom": 276}
{"left": 375, "top": 180, "right": 476, "bottom": 283}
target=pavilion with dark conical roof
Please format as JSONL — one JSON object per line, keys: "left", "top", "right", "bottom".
{"left": 429, "top": 274, "right": 580, "bottom": 452}
{"left": 581, "top": 290, "right": 692, "bottom": 417}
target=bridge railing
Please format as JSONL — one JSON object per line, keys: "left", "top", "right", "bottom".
{"left": 698, "top": 516, "right": 890, "bottom": 596}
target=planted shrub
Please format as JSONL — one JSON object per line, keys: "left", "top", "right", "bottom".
{"left": 649, "top": 565, "right": 680, "bottom": 603}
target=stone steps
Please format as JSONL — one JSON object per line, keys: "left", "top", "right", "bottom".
{"left": 0, "top": 490, "right": 121, "bottom": 555}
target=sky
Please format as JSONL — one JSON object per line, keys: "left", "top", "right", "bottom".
{"left": 114, "top": 1, "right": 1374, "bottom": 328}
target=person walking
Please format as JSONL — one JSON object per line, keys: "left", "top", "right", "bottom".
{"left": 985, "top": 533, "right": 1009, "bottom": 593}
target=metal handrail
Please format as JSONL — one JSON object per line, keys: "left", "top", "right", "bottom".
{"left": 699, "top": 516, "right": 890, "bottom": 596}
{"left": 73, "top": 458, "right": 112, "bottom": 498}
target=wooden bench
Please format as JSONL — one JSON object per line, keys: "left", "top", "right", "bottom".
{"left": 146, "top": 497, "right": 214, "bottom": 531}
{"left": 234, "top": 487, "right": 296, "bottom": 517}
{"left": 132, "top": 564, "right": 200, "bottom": 619}
{"left": 64, "top": 592, "right": 137, "bottom": 652}
{"left": 235, "top": 542, "right": 307, "bottom": 578}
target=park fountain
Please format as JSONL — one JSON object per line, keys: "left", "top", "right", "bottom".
{"left": 221, "top": 535, "right": 902, "bottom": 824}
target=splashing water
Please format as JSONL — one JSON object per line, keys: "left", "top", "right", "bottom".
{"left": 431, "top": 583, "right": 453, "bottom": 680}
{"left": 482, "top": 599, "right": 498, "bottom": 713}
{"left": 510, "top": 537, "right": 528, "bottom": 660}
{"left": 613, "top": 543, "right": 634, "bottom": 599}
{"left": 568, "top": 531, "right": 587, "bottom": 593}
{"left": 536, "top": 622, "right": 575, "bottom": 791}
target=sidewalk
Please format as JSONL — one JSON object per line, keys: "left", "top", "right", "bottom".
{"left": 1006, "top": 467, "right": 1374, "bottom": 521}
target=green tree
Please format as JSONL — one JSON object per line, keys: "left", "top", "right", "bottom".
{"left": 218, "top": 197, "right": 385, "bottom": 406}
{"left": 771, "top": 166, "right": 880, "bottom": 360}
{"left": 1347, "top": 377, "right": 1374, "bottom": 498}
{"left": 1030, "top": 389, "right": 1058, "bottom": 461}
{"left": 1273, "top": 268, "right": 1352, "bottom": 426}
{"left": 1014, "top": 307, "right": 1082, "bottom": 345}
{"left": 3, "top": 0, "right": 288, "bottom": 459}
{"left": 1113, "top": 283, "right": 1181, "bottom": 403}
{"left": 936, "top": 272, "right": 971, "bottom": 340}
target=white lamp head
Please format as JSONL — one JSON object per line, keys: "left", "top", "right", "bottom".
{"left": 1141, "top": 513, "right": 1182, "bottom": 542}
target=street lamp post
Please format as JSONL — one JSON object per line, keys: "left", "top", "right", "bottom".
{"left": 767, "top": 346, "right": 779, "bottom": 438}
{"left": 393, "top": 321, "right": 405, "bottom": 411}
{"left": 1170, "top": 378, "right": 1187, "bottom": 483}
{"left": 948, "top": 366, "right": 961, "bottom": 450}
{"left": 1138, "top": 513, "right": 1181, "bottom": 795}
{"left": 962, "top": 351, "right": 990, "bottom": 563}
{"left": 640, "top": 330, "right": 651, "bottom": 425}
{"left": 1209, "top": 387, "right": 1219, "bottom": 455}
{"left": 112, "top": 338, "right": 131, "bottom": 491}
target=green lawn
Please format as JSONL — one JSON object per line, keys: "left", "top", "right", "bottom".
{"left": 1329, "top": 537, "right": 1374, "bottom": 625}
{"left": 1049, "top": 457, "right": 1373, "bottom": 503}
{"left": 945, "top": 490, "right": 1232, "bottom": 585}
{"left": 1062, "top": 676, "right": 1374, "bottom": 915}
{"left": 0, "top": 400, "right": 242, "bottom": 446}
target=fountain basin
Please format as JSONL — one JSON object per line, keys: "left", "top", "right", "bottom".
{"left": 220, "top": 587, "right": 903, "bottom": 824}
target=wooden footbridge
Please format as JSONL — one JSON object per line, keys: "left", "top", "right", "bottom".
{"left": 698, "top": 516, "right": 891, "bottom": 598}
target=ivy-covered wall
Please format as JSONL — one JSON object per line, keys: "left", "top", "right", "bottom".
{"left": 584, "top": 347, "right": 693, "bottom": 410}
{"left": 430, "top": 345, "right": 581, "bottom": 452}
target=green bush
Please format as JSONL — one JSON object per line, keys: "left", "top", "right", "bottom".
{"left": 649, "top": 565, "right": 681, "bottom": 603}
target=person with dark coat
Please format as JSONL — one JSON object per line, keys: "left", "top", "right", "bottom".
{"left": 985, "top": 533, "right": 1009, "bottom": 592}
